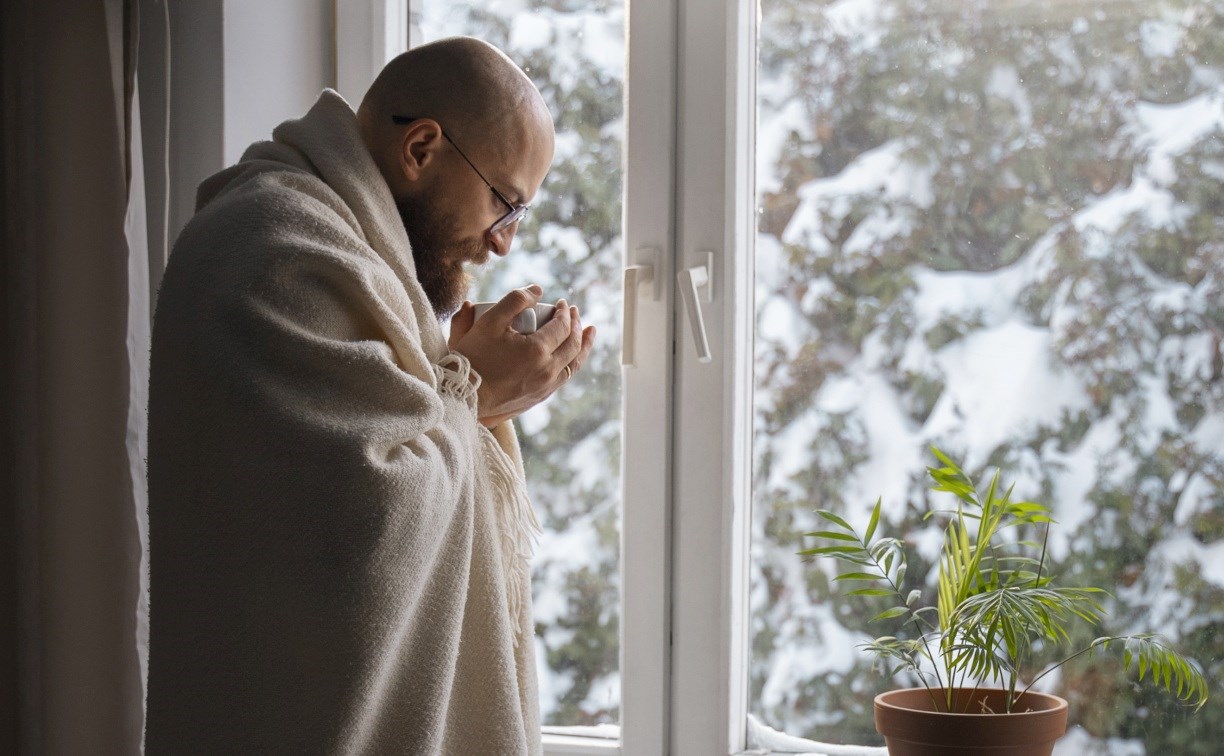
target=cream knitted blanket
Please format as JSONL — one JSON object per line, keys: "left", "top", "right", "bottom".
{"left": 146, "top": 90, "right": 542, "bottom": 755}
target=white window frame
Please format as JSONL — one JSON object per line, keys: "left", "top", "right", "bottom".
{"left": 590, "top": 0, "right": 760, "bottom": 747}
{"left": 344, "top": 0, "right": 760, "bottom": 752}
{"left": 617, "top": 0, "right": 678, "bottom": 751}
{"left": 334, "top": 0, "right": 410, "bottom": 107}
{"left": 666, "top": 0, "right": 757, "bottom": 752}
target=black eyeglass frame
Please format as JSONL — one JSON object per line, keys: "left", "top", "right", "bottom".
{"left": 391, "top": 115, "right": 529, "bottom": 234}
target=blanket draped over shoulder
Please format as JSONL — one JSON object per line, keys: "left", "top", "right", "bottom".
{"left": 146, "top": 90, "right": 542, "bottom": 755}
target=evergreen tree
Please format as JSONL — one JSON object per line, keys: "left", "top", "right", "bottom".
{"left": 421, "top": 0, "right": 626, "bottom": 726}
{"left": 754, "top": 0, "right": 1224, "bottom": 750}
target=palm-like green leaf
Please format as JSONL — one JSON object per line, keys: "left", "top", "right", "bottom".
{"left": 1118, "top": 635, "right": 1210, "bottom": 710}
{"left": 799, "top": 447, "right": 1210, "bottom": 715}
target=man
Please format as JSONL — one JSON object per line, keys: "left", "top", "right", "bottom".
{"left": 146, "top": 37, "right": 593, "bottom": 754}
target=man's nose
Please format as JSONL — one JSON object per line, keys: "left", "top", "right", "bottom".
{"left": 487, "top": 221, "right": 518, "bottom": 257}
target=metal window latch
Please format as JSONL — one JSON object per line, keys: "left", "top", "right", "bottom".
{"left": 677, "top": 251, "right": 713, "bottom": 363}
{"left": 622, "top": 246, "right": 660, "bottom": 367}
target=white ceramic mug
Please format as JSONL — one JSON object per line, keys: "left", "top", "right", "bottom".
{"left": 472, "top": 301, "right": 558, "bottom": 334}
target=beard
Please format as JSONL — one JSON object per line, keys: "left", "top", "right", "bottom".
{"left": 397, "top": 194, "right": 488, "bottom": 320}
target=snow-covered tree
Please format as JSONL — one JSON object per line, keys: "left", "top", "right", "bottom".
{"left": 753, "top": 1, "right": 1224, "bottom": 751}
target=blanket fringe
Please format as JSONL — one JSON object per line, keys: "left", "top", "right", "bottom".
{"left": 481, "top": 428, "right": 542, "bottom": 648}
{"left": 433, "top": 353, "right": 481, "bottom": 412}
{"left": 435, "top": 352, "right": 541, "bottom": 647}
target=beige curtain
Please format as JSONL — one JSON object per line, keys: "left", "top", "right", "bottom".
{"left": 2, "top": 0, "right": 160, "bottom": 752}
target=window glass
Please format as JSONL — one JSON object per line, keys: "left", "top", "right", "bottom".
{"left": 419, "top": 0, "right": 626, "bottom": 728}
{"left": 752, "top": 0, "right": 1223, "bottom": 751}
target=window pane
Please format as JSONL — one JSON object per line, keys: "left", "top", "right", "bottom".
{"left": 752, "top": 0, "right": 1223, "bottom": 752}
{"left": 418, "top": 1, "right": 626, "bottom": 728}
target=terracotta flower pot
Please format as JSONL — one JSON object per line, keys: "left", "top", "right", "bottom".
{"left": 874, "top": 687, "right": 1068, "bottom": 756}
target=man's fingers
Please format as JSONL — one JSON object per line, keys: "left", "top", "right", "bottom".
{"left": 448, "top": 301, "right": 475, "bottom": 348}
{"left": 580, "top": 324, "right": 596, "bottom": 359}
{"left": 558, "top": 324, "right": 596, "bottom": 384}
{"left": 573, "top": 325, "right": 596, "bottom": 370}
{"left": 550, "top": 306, "right": 585, "bottom": 362}
{"left": 535, "top": 299, "right": 573, "bottom": 348}
{"left": 483, "top": 286, "right": 542, "bottom": 328}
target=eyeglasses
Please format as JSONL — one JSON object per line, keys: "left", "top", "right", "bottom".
{"left": 391, "top": 115, "right": 530, "bottom": 234}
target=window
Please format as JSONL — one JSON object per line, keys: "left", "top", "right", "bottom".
{"left": 750, "top": 1, "right": 1224, "bottom": 753}
{"left": 343, "top": 0, "right": 1223, "bottom": 752}
{"left": 418, "top": 0, "right": 629, "bottom": 741}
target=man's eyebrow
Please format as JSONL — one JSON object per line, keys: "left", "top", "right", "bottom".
{"left": 506, "top": 185, "right": 528, "bottom": 206}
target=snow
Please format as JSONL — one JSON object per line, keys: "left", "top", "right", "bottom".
{"left": 799, "top": 279, "right": 838, "bottom": 315}
{"left": 538, "top": 222, "right": 591, "bottom": 264}
{"left": 532, "top": 518, "right": 601, "bottom": 623}
{"left": 510, "top": 12, "right": 552, "bottom": 50}
{"left": 757, "top": 293, "right": 809, "bottom": 353}
{"left": 1191, "top": 412, "right": 1224, "bottom": 451}
{"left": 926, "top": 322, "right": 1091, "bottom": 470}
{"left": 488, "top": 247, "right": 560, "bottom": 298}
{"left": 754, "top": 232, "right": 788, "bottom": 291}
{"left": 1070, "top": 178, "right": 1177, "bottom": 239}
{"left": 759, "top": 605, "right": 872, "bottom": 712}
{"left": 822, "top": 0, "right": 892, "bottom": 52}
{"left": 747, "top": 3, "right": 1224, "bottom": 741}
{"left": 1054, "top": 726, "right": 1145, "bottom": 756}
{"left": 541, "top": 723, "right": 620, "bottom": 739}
{"left": 1135, "top": 373, "right": 1180, "bottom": 447}
{"left": 842, "top": 206, "right": 916, "bottom": 256}
{"left": 746, "top": 713, "right": 888, "bottom": 755}
{"left": 514, "top": 7, "right": 625, "bottom": 89}
{"left": 429, "top": 0, "right": 1224, "bottom": 744}
{"left": 757, "top": 98, "right": 811, "bottom": 194}
{"left": 535, "top": 635, "right": 559, "bottom": 718}
{"left": 1150, "top": 534, "right": 1224, "bottom": 592}
{"left": 1139, "top": 17, "right": 1182, "bottom": 60}
{"left": 552, "top": 130, "right": 583, "bottom": 161}
{"left": 986, "top": 65, "right": 1033, "bottom": 128}
{"left": 579, "top": 671, "right": 620, "bottom": 715}
{"left": 764, "top": 410, "right": 834, "bottom": 497}
{"left": 568, "top": 428, "right": 617, "bottom": 492}
{"left": 1115, "top": 534, "right": 1205, "bottom": 631}
{"left": 782, "top": 141, "right": 934, "bottom": 250}
{"left": 909, "top": 265, "right": 1026, "bottom": 332}
{"left": 819, "top": 371, "right": 923, "bottom": 510}
{"left": 519, "top": 403, "right": 552, "bottom": 436}
{"left": 1045, "top": 417, "right": 1122, "bottom": 559}
{"left": 1132, "top": 93, "right": 1224, "bottom": 185}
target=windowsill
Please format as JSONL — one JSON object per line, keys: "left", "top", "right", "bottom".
{"left": 542, "top": 725, "right": 621, "bottom": 755}
{"left": 734, "top": 743, "right": 891, "bottom": 748}
{"left": 734, "top": 749, "right": 887, "bottom": 756}
{"left": 540, "top": 718, "right": 891, "bottom": 755}
{"left": 740, "top": 715, "right": 889, "bottom": 756}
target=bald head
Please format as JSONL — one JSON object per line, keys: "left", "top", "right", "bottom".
{"left": 357, "top": 37, "right": 554, "bottom": 175}
{"left": 356, "top": 38, "right": 554, "bottom": 317}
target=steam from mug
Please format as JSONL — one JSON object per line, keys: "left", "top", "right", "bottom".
{"left": 471, "top": 302, "right": 558, "bottom": 334}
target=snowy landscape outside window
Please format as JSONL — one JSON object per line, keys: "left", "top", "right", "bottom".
{"left": 750, "top": 1, "right": 1223, "bottom": 754}
{"left": 420, "top": 0, "right": 626, "bottom": 731}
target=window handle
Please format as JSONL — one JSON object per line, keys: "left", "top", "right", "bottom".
{"left": 622, "top": 247, "right": 659, "bottom": 368}
{"left": 677, "top": 258, "right": 712, "bottom": 363}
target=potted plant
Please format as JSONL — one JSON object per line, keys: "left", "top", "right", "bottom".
{"left": 800, "top": 448, "right": 1208, "bottom": 756}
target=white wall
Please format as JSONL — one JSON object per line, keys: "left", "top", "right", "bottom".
{"left": 162, "top": 0, "right": 408, "bottom": 240}
{"left": 222, "top": 0, "right": 335, "bottom": 166}
{"left": 162, "top": 0, "right": 336, "bottom": 244}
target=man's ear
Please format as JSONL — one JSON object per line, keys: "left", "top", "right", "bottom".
{"left": 399, "top": 119, "right": 444, "bottom": 182}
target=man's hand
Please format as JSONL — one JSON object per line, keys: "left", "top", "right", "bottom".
{"left": 449, "top": 284, "right": 596, "bottom": 428}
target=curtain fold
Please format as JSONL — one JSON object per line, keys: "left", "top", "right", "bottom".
{"left": 2, "top": 1, "right": 44, "bottom": 752}
{"left": 3, "top": 1, "right": 156, "bottom": 752}
{"left": 124, "top": 47, "right": 154, "bottom": 756}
